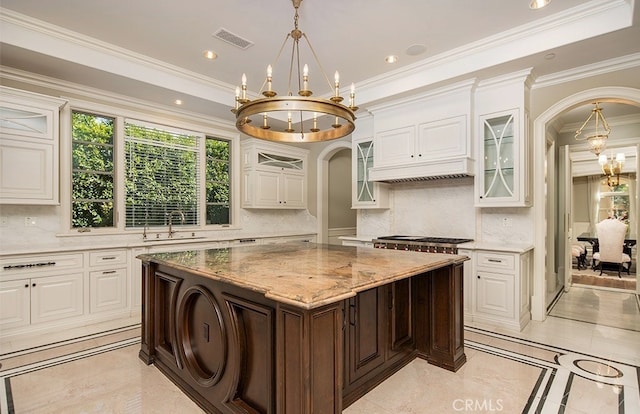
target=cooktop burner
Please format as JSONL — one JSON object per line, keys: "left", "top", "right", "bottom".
{"left": 375, "top": 235, "right": 473, "bottom": 244}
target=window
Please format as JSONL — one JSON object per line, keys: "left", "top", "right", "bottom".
{"left": 71, "top": 111, "right": 233, "bottom": 232}
{"left": 124, "top": 120, "right": 200, "bottom": 228}
{"left": 206, "top": 137, "right": 231, "bottom": 224}
{"left": 71, "top": 111, "right": 115, "bottom": 228}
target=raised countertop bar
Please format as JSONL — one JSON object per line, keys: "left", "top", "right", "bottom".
{"left": 138, "top": 242, "right": 467, "bottom": 309}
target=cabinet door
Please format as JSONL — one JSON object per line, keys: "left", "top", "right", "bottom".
{"left": 480, "top": 113, "right": 515, "bottom": 199}
{"left": 282, "top": 173, "right": 305, "bottom": 207}
{"left": 0, "top": 279, "right": 31, "bottom": 329}
{"left": 254, "top": 170, "right": 281, "bottom": 207}
{"left": 0, "top": 138, "right": 54, "bottom": 202}
{"left": 346, "top": 287, "right": 385, "bottom": 386}
{"left": 355, "top": 140, "right": 375, "bottom": 204}
{"left": 475, "top": 271, "right": 514, "bottom": 319}
{"left": 31, "top": 273, "right": 84, "bottom": 324}
{"left": 90, "top": 268, "right": 127, "bottom": 314}
{"left": 387, "top": 279, "right": 413, "bottom": 360}
{"left": 374, "top": 126, "right": 415, "bottom": 167}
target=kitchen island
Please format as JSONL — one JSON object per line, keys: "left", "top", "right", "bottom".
{"left": 138, "top": 242, "right": 467, "bottom": 413}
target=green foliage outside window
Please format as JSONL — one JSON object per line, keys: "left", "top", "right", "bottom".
{"left": 124, "top": 123, "right": 199, "bottom": 228}
{"left": 206, "top": 138, "right": 230, "bottom": 225}
{"left": 71, "top": 112, "right": 232, "bottom": 230}
{"left": 71, "top": 111, "right": 115, "bottom": 228}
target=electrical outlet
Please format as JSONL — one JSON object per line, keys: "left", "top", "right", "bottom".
{"left": 25, "top": 216, "right": 38, "bottom": 227}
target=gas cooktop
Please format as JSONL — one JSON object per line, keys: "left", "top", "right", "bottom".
{"left": 374, "top": 235, "right": 473, "bottom": 244}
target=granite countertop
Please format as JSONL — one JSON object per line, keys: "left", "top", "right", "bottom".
{"left": 139, "top": 242, "right": 467, "bottom": 310}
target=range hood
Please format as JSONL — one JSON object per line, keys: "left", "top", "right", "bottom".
{"left": 368, "top": 156, "right": 475, "bottom": 183}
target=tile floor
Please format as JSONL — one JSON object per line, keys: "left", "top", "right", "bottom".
{"left": 1, "top": 289, "right": 639, "bottom": 414}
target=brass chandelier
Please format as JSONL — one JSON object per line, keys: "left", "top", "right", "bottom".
{"left": 574, "top": 102, "right": 611, "bottom": 156}
{"left": 231, "top": 0, "right": 357, "bottom": 142}
{"left": 599, "top": 152, "right": 625, "bottom": 189}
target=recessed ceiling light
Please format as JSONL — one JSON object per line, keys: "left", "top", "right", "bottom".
{"left": 174, "top": 99, "right": 183, "bottom": 105}
{"left": 385, "top": 55, "right": 398, "bottom": 64}
{"left": 405, "top": 44, "right": 427, "bottom": 56}
{"left": 203, "top": 50, "right": 218, "bottom": 60}
{"left": 530, "top": 0, "right": 550, "bottom": 9}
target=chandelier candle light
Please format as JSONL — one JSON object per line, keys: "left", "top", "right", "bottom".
{"left": 599, "top": 152, "right": 625, "bottom": 189}
{"left": 231, "top": 0, "right": 358, "bottom": 142}
{"left": 574, "top": 102, "right": 611, "bottom": 156}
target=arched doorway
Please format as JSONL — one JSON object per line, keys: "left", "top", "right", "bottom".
{"left": 532, "top": 87, "right": 640, "bottom": 321}
{"left": 316, "top": 141, "right": 353, "bottom": 244}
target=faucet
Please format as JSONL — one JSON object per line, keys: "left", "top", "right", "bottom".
{"left": 168, "top": 210, "right": 185, "bottom": 238}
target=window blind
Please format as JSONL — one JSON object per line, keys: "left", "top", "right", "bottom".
{"left": 124, "top": 120, "right": 201, "bottom": 228}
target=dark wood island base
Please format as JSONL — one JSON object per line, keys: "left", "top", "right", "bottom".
{"left": 138, "top": 244, "right": 466, "bottom": 413}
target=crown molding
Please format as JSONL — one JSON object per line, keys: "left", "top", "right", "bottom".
{"left": 355, "top": 0, "right": 633, "bottom": 105}
{"left": 0, "top": 65, "right": 235, "bottom": 131}
{"left": 0, "top": 8, "right": 235, "bottom": 106}
{"left": 533, "top": 52, "right": 640, "bottom": 89}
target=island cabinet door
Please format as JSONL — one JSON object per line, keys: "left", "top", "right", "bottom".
{"left": 345, "top": 286, "right": 386, "bottom": 387}
{"left": 387, "top": 278, "right": 414, "bottom": 362}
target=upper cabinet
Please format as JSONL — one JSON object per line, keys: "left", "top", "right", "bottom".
{"left": 241, "top": 139, "right": 308, "bottom": 209}
{"left": 367, "top": 80, "right": 475, "bottom": 182}
{"left": 475, "top": 70, "right": 532, "bottom": 207}
{"left": 0, "top": 87, "right": 66, "bottom": 205}
{"left": 351, "top": 115, "right": 388, "bottom": 209}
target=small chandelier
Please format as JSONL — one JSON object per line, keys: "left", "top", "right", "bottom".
{"left": 574, "top": 102, "right": 611, "bottom": 156}
{"left": 231, "top": 0, "right": 357, "bottom": 142}
{"left": 599, "top": 152, "right": 625, "bottom": 189}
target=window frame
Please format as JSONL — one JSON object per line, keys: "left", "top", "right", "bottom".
{"left": 60, "top": 99, "right": 240, "bottom": 236}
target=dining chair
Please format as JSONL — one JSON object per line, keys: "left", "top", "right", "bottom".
{"left": 592, "top": 219, "right": 632, "bottom": 277}
{"left": 571, "top": 244, "right": 587, "bottom": 270}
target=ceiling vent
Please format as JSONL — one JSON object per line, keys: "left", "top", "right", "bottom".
{"left": 213, "top": 28, "right": 254, "bottom": 50}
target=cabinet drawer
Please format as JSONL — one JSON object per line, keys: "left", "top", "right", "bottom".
{"left": 1, "top": 253, "right": 83, "bottom": 276}
{"left": 89, "top": 250, "right": 127, "bottom": 267}
{"left": 476, "top": 252, "right": 514, "bottom": 271}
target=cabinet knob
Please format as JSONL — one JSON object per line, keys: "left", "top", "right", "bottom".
{"left": 477, "top": 275, "right": 480, "bottom": 279}
{"left": 418, "top": 154, "right": 422, "bottom": 157}
{"left": 32, "top": 283, "right": 36, "bottom": 287}
{"left": 410, "top": 155, "right": 414, "bottom": 158}
{"left": 24, "top": 284, "right": 29, "bottom": 288}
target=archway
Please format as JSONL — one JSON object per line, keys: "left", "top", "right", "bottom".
{"left": 532, "top": 87, "right": 640, "bottom": 321}
{"left": 316, "top": 140, "right": 353, "bottom": 244}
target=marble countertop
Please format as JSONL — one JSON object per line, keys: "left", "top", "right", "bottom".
{"left": 457, "top": 241, "right": 534, "bottom": 253}
{"left": 139, "top": 242, "right": 467, "bottom": 310}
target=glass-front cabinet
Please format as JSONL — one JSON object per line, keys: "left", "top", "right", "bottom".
{"left": 352, "top": 137, "right": 388, "bottom": 209}
{"left": 476, "top": 109, "right": 531, "bottom": 207}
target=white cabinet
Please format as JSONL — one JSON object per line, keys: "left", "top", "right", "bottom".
{"left": 90, "top": 268, "right": 127, "bottom": 314}
{"left": 472, "top": 248, "right": 532, "bottom": 331}
{"left": 0, "top": 279, "right": 30, "bottom": 329}
{"left": 0, "top": 249, "right": 133, "bottom": 339}
{"left": 367, "top": 81, "right": 475, "bottom": 182}
{"left": 241, "top": 140, "right": 308, "bottom": 209}
{"left": 88, "top": 249, "right": 128, "bottom": 314}
{"left": 352, "top": 136, "right": 388, "bottom": 208}
{"left": 31, "top": 273, "right": 84, "bottom": 323}
{"left": 0, "top": 272, "right": 84, "bottom": 329}
{"left": 475, "top": 70, "right": 532, "bottom": 207}
{"left": 0, "top": 86, "right": 66, "bottom": 204}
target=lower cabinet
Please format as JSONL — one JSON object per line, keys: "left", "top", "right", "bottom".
{"left": 0, "top": 272, "right": 83, "bottom": 329}
{"left": 343, "top": 279, "right": 415, "bottom": 406}
{"left": 471, "top": 248, "right": 532, "bottom": 331}
{"left": 89, "top": 268, "right": 127, "bottom": 314}
{"left": 0, "top": 249, "right": 132, "bottom": 339}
